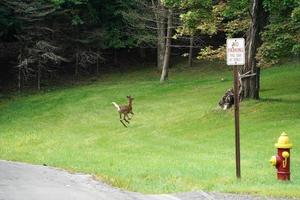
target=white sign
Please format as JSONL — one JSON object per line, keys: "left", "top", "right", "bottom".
{"left": 226, "top": 38, "right": 245, "bottom": 65}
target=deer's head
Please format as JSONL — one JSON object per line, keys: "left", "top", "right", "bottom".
{"left": 127, "top": 95, "right": 134, "bottom": 101}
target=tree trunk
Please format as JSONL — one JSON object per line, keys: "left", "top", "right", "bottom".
{"left": 113, "top": 49, "right": 122, "bottom": 73}
{"left": 75, "top": 51, "right": 79, "bottom": 78}
{"left": 113, "top": 49, "right": 118, "bottom": 66}
{"left": 188, "top": 36, "right": 194, "bottom": 67}
{"left": 242, "top": 0, "right": 267, "bottom": 99}
{"left": 18, "top": 46, "right": 23, "bottom": 92}
{"left": 153, "top": 0, "right": 166, "bottom": 70}
{"left": 157, "top": 26, "right": 166, "bottom": 70}
{"left": 160, "top": 9, "right": 172, "bottom": 83}
{"left": 139, "top": 48, "right": 146, "bottom": 59}
{"left": 18, "top": 67, "right": 22, "bottom": 92}
{"left": 96, "top": 55, "right": 99, "bottom": 75}
{"left": 37, "top": 64, "right": 41, "bottom": 90}
{"left": 75, "top": 26, "right": 80, "bottom": 79}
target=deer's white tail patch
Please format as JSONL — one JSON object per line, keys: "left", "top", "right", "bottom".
{"left": 112, "top": 102, "right": 120, "bottom": 111}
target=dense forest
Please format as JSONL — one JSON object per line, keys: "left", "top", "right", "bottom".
{"left": 0, "top": 0, "right": 299, "bottom": 98}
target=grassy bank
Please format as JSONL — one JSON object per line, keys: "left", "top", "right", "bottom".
{"left": 0, "top": 61, "right": 300, "bottom": 198}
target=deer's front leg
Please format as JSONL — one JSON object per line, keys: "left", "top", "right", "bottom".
{"left": 127, "top": 111, "right": 134, "bottom": 120}
{"left": 123, "top": 114, "right": 130, "bottom": 124}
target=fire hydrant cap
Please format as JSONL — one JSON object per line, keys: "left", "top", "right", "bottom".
{"left": 275, "top": 132, "right": 293, "bottom": 149}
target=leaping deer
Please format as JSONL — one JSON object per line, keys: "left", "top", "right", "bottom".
{"left": 112, "top": 96, "right": 134, "bottom": 127}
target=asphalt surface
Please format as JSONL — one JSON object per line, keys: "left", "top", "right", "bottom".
{"left": 0, "top": 160, "right": 293, "bottom": 200}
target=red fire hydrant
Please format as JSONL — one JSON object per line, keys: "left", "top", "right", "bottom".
{"left": 270, "top": 132, "right": 293, "bottom": 180}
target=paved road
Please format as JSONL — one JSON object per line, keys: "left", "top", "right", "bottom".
{"left": 0, "top": 160, "right": 292, "bottom": 200}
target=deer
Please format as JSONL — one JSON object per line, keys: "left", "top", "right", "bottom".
{"left": 112, "top": 96, "right": 134, "bottom": 127}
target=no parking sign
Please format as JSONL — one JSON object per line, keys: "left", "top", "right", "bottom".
{"left": 226, "top": 38, "right": 245, "bottom": 66}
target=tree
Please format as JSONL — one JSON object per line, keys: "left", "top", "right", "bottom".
{"left": 185, "top": 0, "right": 299, "bottom": 99}
{"left": 152, "top": 0, "right": 167, "bottom": 70}
{"left": 257, "top": 0, "right": 300, "bottom": 67}
{"left": 1, "top": 0, "right": 297, "bottom": 92}
{"left": 121, "top": 0, "right": 167, "bottom": 69}
{"left": 0, "top": 0, "right": 104, "bottom": 89}
{"left": 160, "top": 8, "right": 173, "bottom": 82}
{"left": 177, "top": 0, "right": 262, "bottom": 99}
{"left": 242, "top": 0, "right": 267, "bottom": 99}
{"left": 0, "top": 0, "right": 61, "bottom": 90}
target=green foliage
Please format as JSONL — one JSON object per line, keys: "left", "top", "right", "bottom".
{"left": 221, "top": 0, "right": 249, "bottom": 37}
{"left": 48, "top": 0, "right": 87, "bottom": 27}
{"left": 47, "top": 0, "right": 146, "bottom": 48}
{"left": 179, "top": 9, "right": 214, "bottom": 35}
{"left": 257, "top": 23, "right": 299, "bottom": 67}
{"left": 176, "top": 0, "right": 299, "bottom": 66}
{"left": 182, "top": 1, "right": 250, "bottom": 62}
{"left": 50, "top": 0, "right": 87, "bottom": 7}
{"left": 292, "top": 6, "right": 300, "bottom": 21}
{"left": 0, "top": 6, "right": 21, "bottom": 41}
{"left": 197, "top": 45, "right": 225, "bottom": 61}
{"left": 257, "top": 0, "right": 300, "bottom": 67}
{"left": 170, "top": 0, "right": 251, "bottom": 62}
{"left": 222, "top": 0, "right": 249, "bottom": 19}
{"left": 263, "top": 0, "right": 298, "bottom": 15}
{"left": 164, "top": 0, "right": 211, "bottom": 8}
{"left": 86, "top": 0, "right": 149, "bottom": 49}
{"left": 224, "top": 18, "right": 249, "bottom": 38}
{"left": 71, "top": 15, "right": 84, "bottom": 26}
{"left": 86, "top": 2, "right": 100, "bottom": 24}
{"left": 168, "top": 0, "right": 212, "bottom": 34}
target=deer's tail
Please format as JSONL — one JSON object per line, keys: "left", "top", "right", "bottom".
{"left": 112, "top": 102, "right": 120, "bottom": 111}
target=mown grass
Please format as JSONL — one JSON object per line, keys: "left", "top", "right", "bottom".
{"left": 0, "top": 61, "right": 300, "bottom": 198}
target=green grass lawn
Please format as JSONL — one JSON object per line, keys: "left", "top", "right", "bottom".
{"left": 0, "top": 61, "right": 300, "bottom": 198}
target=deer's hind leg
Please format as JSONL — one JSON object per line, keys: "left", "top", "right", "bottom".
{"left": 119, "top": 113, "right": 127, "bottom": 127}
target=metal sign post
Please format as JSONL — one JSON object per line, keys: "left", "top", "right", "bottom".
{"left": 226, "top": 38, "right": 245, "bottom": 179}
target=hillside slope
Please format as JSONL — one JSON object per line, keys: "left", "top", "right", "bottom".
{"left": 0, "top": 62, "right": 300, "bottom": 197}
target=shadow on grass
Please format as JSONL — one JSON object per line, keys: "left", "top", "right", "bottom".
{"left": 260, "top": 97, "right": 300, "bottom": 103}
{"left": 260, "top": 88, "right": 275, "bottom": 92}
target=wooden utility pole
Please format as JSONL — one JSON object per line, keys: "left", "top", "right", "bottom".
{"left": 227, "top": 38, "right": 245, "bottom": 179}
{"left": 233, "top": 65, "right": 241, "bottom": 178}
